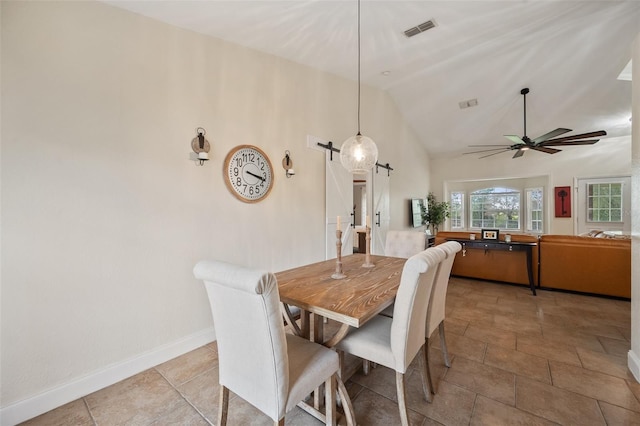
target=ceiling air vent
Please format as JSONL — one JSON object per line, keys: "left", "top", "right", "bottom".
{"left": 404, "top": 20, "right": 436, "bottom": 38}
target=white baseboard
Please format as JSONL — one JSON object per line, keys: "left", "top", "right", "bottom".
{"left": 0, "top": 328, "right": 216, "bottom": 426}
{"left": 629, "top": 350, "right": 640, "bottom": 384}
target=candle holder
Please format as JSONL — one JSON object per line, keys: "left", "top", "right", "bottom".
{"left": 331, "top": 229, "right": 346, "bottom": 279}
{"left": 362, "top": 226, "right": 375, "bottom": 268}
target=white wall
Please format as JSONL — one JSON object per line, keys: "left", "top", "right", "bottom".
{"left": 630, "top": 33, "right": 640, "bottom": 383}
{"left": 430, "top": 135, "right": 631, "bottom": 235}
{"left": 0, "top": 1, "right": 431, "bottom": 422}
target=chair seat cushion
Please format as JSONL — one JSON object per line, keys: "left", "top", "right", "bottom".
{"left": 285, "top": 334, "right": 339, "bottom": 413}
{"left": 335, "top": 316, "right": 396, "bottom": 371}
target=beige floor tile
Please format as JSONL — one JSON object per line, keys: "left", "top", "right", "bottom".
{"left": 84, "top": 369, "right": 188, "bottom": 425}
{"left": 176, "top": 366, "right": 222, "bottom": 422}
{"left": 448, "top": 306, "right": 496, "bottom": 324}
{"left": 516, "top": 334, "right": 581, "bottom": 366}
{"left": 147, "top": 400, "right": 209, "bottom": 425}
{"left": 515, "top": 375, "right": 605, "bottom": 425}
{"left": 443, "top": 357, "right": 515, "bottom": 406}
{"left": 442, "top": 317, "right": 469, "bottom": 337}
{"left": 549, "top": 361, "right": 640, "bottom": 412}
{"left": 349, "top": 387, "right": 426, "bottom": 426}
{"left": 541, "top": 325, "right": 606, "bottom": 353}
{"left": 349, "top": 361, "right": 399, "bottom": 402}
{"left": 599, "top": 401, "right": 640, "bottom": 425}
{"left": 406, "top": 374, "right": 476, "bottom": 425}
{"left": 463, "top": 324, "right": 516, "bottom": 350}
{"left": 627, "top": 378, "right": 640, "bottom": 402}
{"left": 484, "top": 345, "right": 550, "bottom": 384}
{"left": 577, "top": 347, "right": 636, "bottom": 381}
{"left": 598, "top": 335, "right": 632, "bottom": 357}
{"left": 491, "top": 314, "right": 543, "bottom": 335}
{"left": 20, "top": 399, "right": 93, "bottom": 426}
{"left": 431, "top": 333, "right": 487, "bottom": 363}
{"left": 470, "top": 395, "right": 557, "bottom": 426}
{"left": 155, "top": 344, "right": 218, "bottom": 386}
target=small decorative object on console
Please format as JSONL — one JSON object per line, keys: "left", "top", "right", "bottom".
{"left": 481, "top": 229, "right": 500, "bottom": 240}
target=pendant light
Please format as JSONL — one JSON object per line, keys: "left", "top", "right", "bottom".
{"left": 340, "top": 0, "right": 378, "bottom": 174}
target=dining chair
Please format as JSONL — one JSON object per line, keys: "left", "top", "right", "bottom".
{"left": 193, "top": 260, "right": 339, "bottom": 426}
{"left": 384, "top": 230, "right": 427, "bottom": 258}
{"left": 335, "top": 247, "right": 446, "bottom": 426}
{"left": 424, "top": 240, "right": 462, "bottom": 393}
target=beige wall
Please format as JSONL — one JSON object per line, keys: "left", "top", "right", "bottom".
{"left": 0, "top": 1, "right": 430, "bottom": 421}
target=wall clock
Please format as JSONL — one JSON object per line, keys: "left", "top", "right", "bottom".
{"left": 223, "top": 145, "right": 274, "bottom": 203}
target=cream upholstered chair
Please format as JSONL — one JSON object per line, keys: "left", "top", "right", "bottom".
{"left": 335, "top": 247, "right": 446, "bottom": 426}
{"left": 424, "top": 241, "right": 461, "bottom": 393}
{"left": 384, "top": 230, "right": 427, "bottom": 258}
{"left": 193, "top": 260, "right": 339, "bottom": 426}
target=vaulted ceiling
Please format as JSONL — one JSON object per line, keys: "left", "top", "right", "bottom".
{"left": 104, "top": 1, "right": 639, "bottom": 159}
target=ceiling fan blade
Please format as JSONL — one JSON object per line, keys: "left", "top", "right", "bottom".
{"left": 543, "top": 130, "right": 607, "bottom": 144}
{"left": 464, "top": 147, "right": 513, "bottom": 155}
{"left": 504, "top": 135, "right": 525, "bottom": 144}
{"left": 541, "top": 139, "right": 600, "bottom": 147}
{"left": 531, "top": 128, "right": 572, "bottom": 145}
{"left": 468, "top": 144, "right": 513, "bottom": 147}
{"left": 479, "top": 149, "right": 510, "bottom": 159}
{"left": 513, "top": 149, "right": 525, "bottom": 159}
{"left": 531, "top": 146, "right": 562, "bottom": 154}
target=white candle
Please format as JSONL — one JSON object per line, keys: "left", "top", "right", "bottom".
{"left": 366, "top": 215, "right": 370, "bottom": 227}
{"left": 337, "top": 215, "right": 341, "bottom": 229}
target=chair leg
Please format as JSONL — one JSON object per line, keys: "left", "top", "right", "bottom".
{"left": 363, "top": 359, "right": 370, "bottom": 375}
{"left": 274, "top": 419, "right": 285, "bottom": 426}
{"left": 218, "top": 384, "right": 229, "bottom": 426}
{"left": 395, "top": 372, "right": 410, "bottom": 426}
{"left": 336, "top": 375, "right": 356, "bottom": 426}
{"left": 421, "top": 342, "right": 435, "bottom": 398}
{"left": 325, "top": 374, "right": 337, "bottom": 426}
{"left": 439, "top": 321, "right": 451, "bottom": 368}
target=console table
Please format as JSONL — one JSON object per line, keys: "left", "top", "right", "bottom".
{"left": 447, "top": 239, "right": 538, "bottom": 296}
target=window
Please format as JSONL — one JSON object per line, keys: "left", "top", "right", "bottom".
{"left": 470, "top": 187, "right": 520, "bottom": 230}
{"left": 526, "top": 187, "right": 543, "bottom": 232}
{"left": 587, "top": 182, "right": 622, "bottom": 222}
{"left": 449, "top": 192, "right": 464, "bottom": 229}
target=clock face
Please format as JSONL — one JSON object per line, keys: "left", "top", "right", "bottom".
{"left": 223, "top": 145, "right": 274, "bottom": 203}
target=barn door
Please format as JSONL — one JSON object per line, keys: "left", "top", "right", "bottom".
{"left": 325, "top": 151, "right": 354, "bottom": 259}
{"left": 371, "top": 167, "right": 390, "bottom": 255}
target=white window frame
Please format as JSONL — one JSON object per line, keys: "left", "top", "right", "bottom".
{"left": 449, "top": 191, "right": 465, "bottom": 229}
{"left": 525, "top": 187, "right": 544, "bottom": 233}
{"left": 469, "top": 187, "right": 521, "bottom": 230}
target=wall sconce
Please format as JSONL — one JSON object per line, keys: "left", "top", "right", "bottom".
{"left": 282, "top": 150, "right": 295, "bottom": 178}
{"left": 191, "top": 127, "right": 210, "bottom": 166}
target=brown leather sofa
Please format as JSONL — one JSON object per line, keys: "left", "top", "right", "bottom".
{"left": 435, "top": 231, "right": 631, "bottom": 298}
{"left": 538, "top": 234, "right": 631, "bottom": 298}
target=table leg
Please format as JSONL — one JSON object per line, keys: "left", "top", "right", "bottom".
{"left": 526, "top": 247, "right": 536, "bottom": 296}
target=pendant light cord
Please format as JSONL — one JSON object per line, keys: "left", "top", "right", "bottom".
{"left": 357, "top": 0, "right": 361, "bottom": 136}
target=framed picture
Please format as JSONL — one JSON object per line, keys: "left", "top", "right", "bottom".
{"left": 481, "top": 229, "right": 499, "bottom": 240}
{"left": 554, "top": 186, "right": 571, "bottom": 218}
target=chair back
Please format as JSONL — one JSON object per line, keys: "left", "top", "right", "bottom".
{"left": 193, "top": 260, "right": 288, "bottom": 420}
{"left": 390, "top": 246, "right": 446, "bottom": 371}
{"left": 384, "top": 230, "right": 427, "bottom": 258}
{"left": 426, "top": 241, "right": 462, "bottom": 336}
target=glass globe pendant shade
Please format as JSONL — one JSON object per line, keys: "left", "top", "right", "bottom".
{"left": 340, "top": 133, "right": 378, "bottom": 174}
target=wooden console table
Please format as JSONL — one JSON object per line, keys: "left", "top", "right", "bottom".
{"left": 447, "top": 239, "right": 537, "bottom": 296}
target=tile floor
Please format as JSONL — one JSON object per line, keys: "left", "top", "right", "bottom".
{"left": 21, "top": 277, "right": 640, "bottom": 425}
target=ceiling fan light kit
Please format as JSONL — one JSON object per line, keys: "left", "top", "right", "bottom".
{"left": 465, "top": 88, "right": 606, "bottom": 159}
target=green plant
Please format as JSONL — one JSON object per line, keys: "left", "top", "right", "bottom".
{"left": 421, "top": 192, "right": 450, "bottom": 234}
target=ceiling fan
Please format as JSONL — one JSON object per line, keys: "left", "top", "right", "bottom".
{"left": 465, "top": 88, "right": 607, "bottom": 159}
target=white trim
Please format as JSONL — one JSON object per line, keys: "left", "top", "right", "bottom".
{"left": 629, "top": 350, "right": 640, "bottom": 383}
{"left": 0, "top": 328, "right": 216, "bottom": 426}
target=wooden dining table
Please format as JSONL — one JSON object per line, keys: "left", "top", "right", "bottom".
{"left": 275, "top": 253, "right": 407, "bottom": 426}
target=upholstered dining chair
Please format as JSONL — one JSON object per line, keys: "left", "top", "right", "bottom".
{"left": 384, "top": 230, "right": 427, "bottom": 258}
{"left": 424, "top": 241, "right": 462, "bottom": 393}
{"left": 193, "top": 260, "right": 339, "bottom": 426}
{"left": 335, "top": 247, "right": 446, "bottom": 426}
